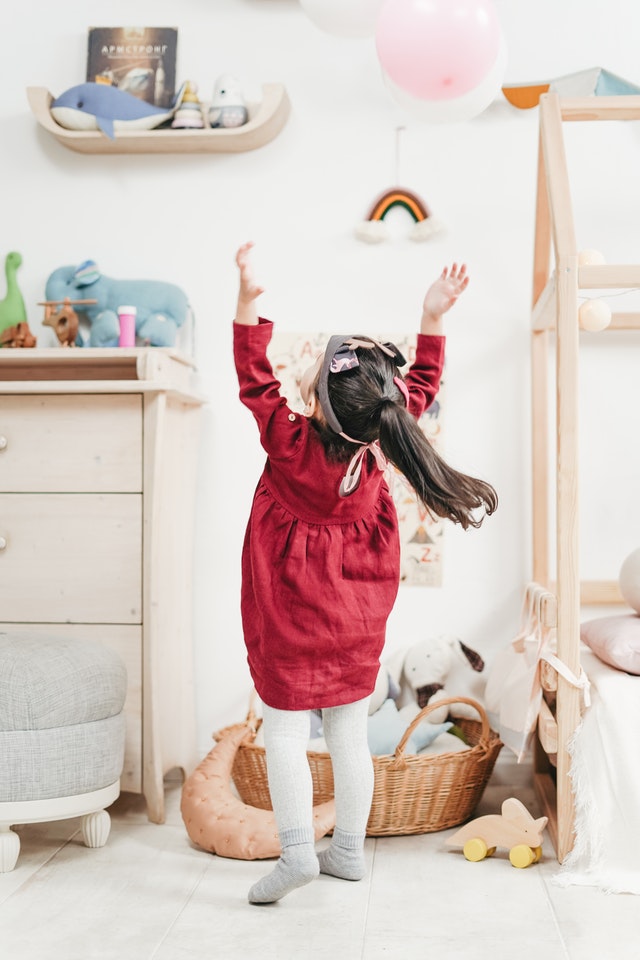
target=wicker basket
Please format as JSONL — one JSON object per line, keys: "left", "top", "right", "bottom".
{"left": 222, "top": 695, "right": 503, "bottom": 836}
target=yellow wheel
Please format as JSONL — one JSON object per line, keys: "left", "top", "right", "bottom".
{"left": 463, "top": 838, "right": 489, "bottom": 862}
{"left": 486, "top": 846, "right": 497, "bottom": 858}
{"left": 509, "top": 844, "right": 536, "bottom": 869}
{"left": 532, "top": 846, "right": 543, "bottom": 863}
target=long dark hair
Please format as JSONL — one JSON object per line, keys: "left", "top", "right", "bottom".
{"left": 314, "top": 344, "right": 498, "bottom": 530}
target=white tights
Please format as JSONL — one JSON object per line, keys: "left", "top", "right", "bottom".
{"left": 261, "top": 697, "right": 374, "bottom": 840}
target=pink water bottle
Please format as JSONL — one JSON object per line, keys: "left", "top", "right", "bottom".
{"left": 117, "top": 305, "right": 137, "bottom": 347}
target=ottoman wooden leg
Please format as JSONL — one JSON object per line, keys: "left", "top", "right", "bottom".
{"left": 0, "top": 825, "right": 20, "bottom": 872}
{"left": 81, "top": 810, "right": 111, "bottom": 848}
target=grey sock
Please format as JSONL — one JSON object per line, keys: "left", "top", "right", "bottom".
{"left": 318, "top": 828, "right": 366, "bottom": 881}
{"left": 248, "top": 842, "right": 319, "bottom": 904}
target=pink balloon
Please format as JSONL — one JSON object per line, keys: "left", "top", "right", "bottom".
{"left": 375, "top": 0, "right": 501, "bottom": 101}
{"left": 383, "top": 32, "right": 507, "bottom": 123}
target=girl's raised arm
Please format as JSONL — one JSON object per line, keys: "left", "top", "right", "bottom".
{"left": 235, "top": 242, "right": 264, "bottom": 326}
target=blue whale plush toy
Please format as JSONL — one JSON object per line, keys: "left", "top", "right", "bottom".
{"left": 50, "top": 82, "right": 176, "bottom": 139}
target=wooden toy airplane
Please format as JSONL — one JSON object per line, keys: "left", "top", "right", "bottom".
{"left": 447, "top": 797, "right": 548, "bottom": 868}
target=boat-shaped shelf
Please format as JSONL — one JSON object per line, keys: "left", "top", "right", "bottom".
{"left": 26, "top": 84, "right": 290, "bottom": 154}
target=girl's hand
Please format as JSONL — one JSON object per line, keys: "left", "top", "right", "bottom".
{"left": 236, "top": 242, "right": 265, "bottom": 304}
{"left": 235, "top": 242, "right": 264, "bottom": 325}
{"left": 422, "top": 263, "right": 469, "bottom": 325}
{"left": 420, "top": 263, "right": 469, "bottom": 336}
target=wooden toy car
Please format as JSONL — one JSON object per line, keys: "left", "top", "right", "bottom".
{"left": 446, "top": 797, "right": 548, "bottom": 868}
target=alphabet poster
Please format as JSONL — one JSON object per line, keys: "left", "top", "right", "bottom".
{"left": 268, "top": 332, "right": 445, "bottom": 586}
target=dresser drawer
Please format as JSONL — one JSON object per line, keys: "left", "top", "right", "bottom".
{"left": 0, "top": 493, "right": 141, "bottom": 623}
{"left": 0, "top": 394, "right": 142, "bottom": 492}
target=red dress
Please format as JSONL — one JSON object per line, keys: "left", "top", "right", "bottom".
{"left": 234, "top": 319, "right": 445, "bottom": 710}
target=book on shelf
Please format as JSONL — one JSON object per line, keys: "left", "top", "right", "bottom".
{"left": 86, "top": 26, "right": 178, "bottom": 108}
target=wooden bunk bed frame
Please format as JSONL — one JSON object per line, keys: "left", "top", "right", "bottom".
{"left": 529, "top": 92, "right": 640, "bottom": 862}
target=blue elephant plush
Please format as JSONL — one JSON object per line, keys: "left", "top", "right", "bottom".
{"left": 45, "top": 260, "right": 190, "bottom": 347}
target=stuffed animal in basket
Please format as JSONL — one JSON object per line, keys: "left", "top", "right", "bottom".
{"left": 45, "top": 260, "right": 190, "bottom": 347}
{"left": 307, "top": 671, "right": 460, "bottom": 756}
{"left": 385, "top": 634, "right": 486, "bottom": 724}
{"left": 366, "top": 699, "right": 453, "bottom": 754}
{"left": 308, "top": 699, "right": 459, "bottom": 756}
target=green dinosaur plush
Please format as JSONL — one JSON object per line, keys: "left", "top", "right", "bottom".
{"left": 0, "top": 251, "right": 27, "bottom": 339}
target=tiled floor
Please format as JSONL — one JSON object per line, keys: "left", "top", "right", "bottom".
{"left": 0, "top": 756, "right": 637, "bottom": 960}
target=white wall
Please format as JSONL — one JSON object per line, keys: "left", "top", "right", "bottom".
{"left": 3, "top": 0, "right": 640, "bottom": 753}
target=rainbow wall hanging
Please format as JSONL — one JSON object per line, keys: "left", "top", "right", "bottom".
{"left": 355, "top": 186, "right": 443, "bottom": 244}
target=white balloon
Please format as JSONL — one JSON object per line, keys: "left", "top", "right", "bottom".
{"left": 382, "top": 33, "right": 507, "bottom": 123}
{"left": 300, "top": 0, "right": 385, "bottom": 39}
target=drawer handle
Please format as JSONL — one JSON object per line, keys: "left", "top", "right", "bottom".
{"left": 0, "top": 436, "right": 7, "bottom": 451}
{"left": 0, "top": 536, "right": 6, "bottom": 551}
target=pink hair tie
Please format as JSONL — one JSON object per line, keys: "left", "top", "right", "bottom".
{"left": 394, "top": 376, "right": 410, "bottom": 407}
{"left": 339, "top": 441, "right": 387, "bottom": 497}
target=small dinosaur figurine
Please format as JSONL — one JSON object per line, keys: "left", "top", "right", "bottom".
{"left": 0, "top": 252, "right": 27, "bottom": 335}
{"left": 0, "top": 251, "right": 37, "bottom": 348}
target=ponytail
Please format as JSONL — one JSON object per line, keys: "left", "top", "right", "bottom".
{"left": 377, "top": 402, "right": 497, "bottom": 530}
{"left": 319, "top": 341, "right": 498, "bottom": 528}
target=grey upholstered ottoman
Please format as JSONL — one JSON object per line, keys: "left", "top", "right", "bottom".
{"left": 0, "top": 633, "right": 127, "bottom": 871}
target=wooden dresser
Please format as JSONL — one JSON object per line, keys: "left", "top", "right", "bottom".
{"left": 0, "top": 349, "right": 205, "bottom": 823}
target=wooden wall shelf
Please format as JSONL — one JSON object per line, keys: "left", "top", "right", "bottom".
{"left": 26, "top": 84, "right": 290, "bottom": 154}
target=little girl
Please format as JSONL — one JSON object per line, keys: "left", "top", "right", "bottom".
{"left": 233, "top": 242, "right": 497, "bottom": 904}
